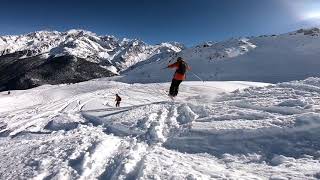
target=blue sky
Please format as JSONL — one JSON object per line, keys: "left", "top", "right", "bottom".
{"left": 1, "top": 0, "right": 320, "bottom": 45}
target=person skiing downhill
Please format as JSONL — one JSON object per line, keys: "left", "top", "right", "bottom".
{"left": 167, "top": 57, "right": 191, "bottom": 97}
{"left": 115, "top": 94, "right": 121, "bottom": 107}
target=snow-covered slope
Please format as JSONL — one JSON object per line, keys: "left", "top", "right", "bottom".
{"left": 1, "top": 78, "right": 320, "bottom": 179}
{"left": 0, "top": 29, "right": 183, "bottom": 73}
{"left": 119, "top": 27, "right": 320, "bottom": 83}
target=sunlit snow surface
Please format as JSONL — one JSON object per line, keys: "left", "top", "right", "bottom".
{"left": 1, "top": 78, "right": 320, "bottom": 179}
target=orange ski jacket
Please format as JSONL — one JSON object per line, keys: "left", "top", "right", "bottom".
{"left": 168, "top": 61, "right": 191, "bottom": 80}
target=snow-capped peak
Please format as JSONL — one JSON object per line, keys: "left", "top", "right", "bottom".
{"left": 0, "top": 29, "right": 184, "bottom": 72}
{"left": 66, "top": 29, "right": 95, "bottom": 35}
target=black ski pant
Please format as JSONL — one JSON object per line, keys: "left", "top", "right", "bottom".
{"left": 169, "top": 79, "right": 183, "bottom": 97}
{"left": 116, "top": 101, "right": 120, "bottom": 107}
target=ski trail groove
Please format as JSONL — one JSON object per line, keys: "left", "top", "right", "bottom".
{"left": 77, "top": 137, "right": 122, "bottom": 180}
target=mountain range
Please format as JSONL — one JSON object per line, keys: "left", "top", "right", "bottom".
{"left": 0, "top": 29, "right": 183, "bottom": 90}
{"left": 1, "top": 27, "right": 320, "bottom": 90}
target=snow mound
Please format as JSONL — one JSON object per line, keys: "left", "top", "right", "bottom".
{"left": 176, "top": 103, "right": 199, "bottom": 124}
{"left": 278, "top": 99, "right": 308, "bottom": 107}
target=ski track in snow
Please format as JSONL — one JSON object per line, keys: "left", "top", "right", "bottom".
{"left": 1, "top": 79, "right": 320, "bottom": 179}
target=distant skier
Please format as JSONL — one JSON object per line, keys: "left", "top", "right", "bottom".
{"left": 115, "top": 94, "right": 121, "bottom": 107}
{"left": 7, "top": 91, "right": 10, "bottom": 95}
{"left": 166, "top": 57, "right": 191, "bottom": 97}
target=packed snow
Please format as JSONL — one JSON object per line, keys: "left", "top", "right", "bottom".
{"left": 1, "top": 77, "right": 320, "bottom": 179}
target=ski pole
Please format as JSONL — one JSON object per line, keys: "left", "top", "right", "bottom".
{"left": 190, "top": 71, "right": 204, "bottom": 82}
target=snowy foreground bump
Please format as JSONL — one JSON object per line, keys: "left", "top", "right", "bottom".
{"left": 0, "top": 79, "right": 320, "bottom": 179}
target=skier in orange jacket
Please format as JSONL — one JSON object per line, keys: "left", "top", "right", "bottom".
{"left": 167, "top": 57, "right": 191, "bottom": 97}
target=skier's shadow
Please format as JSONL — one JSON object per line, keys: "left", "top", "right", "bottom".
{"left": 83, "top": 101, "right": 169, "bottom": 113}
{"left": 81, "top": 101, "right": 171, "bottom": 123}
